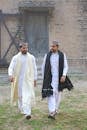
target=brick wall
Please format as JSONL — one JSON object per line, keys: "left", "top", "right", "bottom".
{"left": 0, "top": 0, "right": 87, "bottom": 73}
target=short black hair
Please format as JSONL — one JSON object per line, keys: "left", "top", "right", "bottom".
{"left": 19, "top": 42, "right": 28, "bottom": 48}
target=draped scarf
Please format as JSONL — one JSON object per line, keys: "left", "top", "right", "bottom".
{"left": 42, "top": 51, "right": 64, "bottom": 98}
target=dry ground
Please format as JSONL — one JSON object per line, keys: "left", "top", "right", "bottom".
{"left": 0, "top": 77, "right": 87, "bottom": 104}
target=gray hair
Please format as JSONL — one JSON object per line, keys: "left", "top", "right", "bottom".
{"left": 52, "top": 40, "right": 60, "bottom": 46}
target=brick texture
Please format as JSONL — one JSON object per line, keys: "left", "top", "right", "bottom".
{"left": 0, "top": 0, "right": 87, "bottom": 73}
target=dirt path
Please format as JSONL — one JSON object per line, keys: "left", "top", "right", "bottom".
{"left": 0, "top": 77, "right": 87, "bottom": 104}
{"left": 0, "top": 85, "right": 10, "bottom": 104}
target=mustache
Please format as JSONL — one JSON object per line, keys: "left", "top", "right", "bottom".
{"left": 22, "top": 51, "right": 27, "bottom": 54}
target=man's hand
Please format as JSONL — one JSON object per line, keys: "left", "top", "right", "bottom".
{"left": 60, "top": 76, "right": 66, "bottom": 83}
{"left": 9, "top": 76, "right": 14, "bottom": 82}
{"left": 34, "top": 80, "right": 36, "bottom": 87}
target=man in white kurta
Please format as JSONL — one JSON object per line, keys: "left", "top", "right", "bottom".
{"left": 8, "top": 42, "right": 37, "bottom": 119}
{"left": 42, "top": 40, "right": 68, "bottom": 119}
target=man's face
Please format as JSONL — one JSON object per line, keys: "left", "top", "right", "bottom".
{"left": 20, "top": 45, "right": 28, "bottom": 54}
{"left": 50, "top": 44, "right": 59, "bottom": 53}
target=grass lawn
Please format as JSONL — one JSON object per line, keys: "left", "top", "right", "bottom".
{"left": 0, "top": 79, "right": 87, "bottom": 130}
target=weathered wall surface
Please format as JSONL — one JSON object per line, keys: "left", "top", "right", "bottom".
{"left": 0, "top": 0, "right": 87, "bottom": 72}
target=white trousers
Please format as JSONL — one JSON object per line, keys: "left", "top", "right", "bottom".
{"left": 48, "top": 90, "right": 61, "bottom": 114}
{"left": 18, "top": 83, "right": 31, "bottom": 116}
{"left": 18, "top": 98, "right": 31, "bottom": 116}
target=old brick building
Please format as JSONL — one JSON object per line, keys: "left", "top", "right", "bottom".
{"left": 0, "top": 0, "right": 87, "bottom": 74}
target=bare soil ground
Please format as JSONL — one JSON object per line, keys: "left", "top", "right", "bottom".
{"left": 0, "top": 77, "right": 87, "bottom": 104}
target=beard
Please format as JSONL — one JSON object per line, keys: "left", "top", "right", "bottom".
{"left": 50, "top": 49, "right": 56, "bottom": 53}
{"left": 22, "top": 51, "right": 27, "bottom": 54}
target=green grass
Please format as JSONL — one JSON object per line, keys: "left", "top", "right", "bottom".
{"left": 0, "top": 103, "right": 87, "bottom": 130}
{"left": 0, "top": 84, "right": 87, "bottom": 130}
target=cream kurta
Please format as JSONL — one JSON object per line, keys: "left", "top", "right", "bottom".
{"left": 8, "top": 52, "right": 37, "bottom": 112}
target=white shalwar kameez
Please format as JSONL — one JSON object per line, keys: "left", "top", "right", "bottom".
{"left": 42, "top": 52, "right": 68, "bottom": 114}
{"left": 8, "top": 53, "right": 37, "bottom": 116}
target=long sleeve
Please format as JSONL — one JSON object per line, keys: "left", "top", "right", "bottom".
{"left": 8, "top": 56, "right": 17, "bottom": 76}
{"left": 63, "top": 53, "right": 68, "bottom": 76}
{"left": 41, "top": 54, "right": 47, "bottom": 79}
{"left": 32, "top": 56, "right": 37, "bottom": 80}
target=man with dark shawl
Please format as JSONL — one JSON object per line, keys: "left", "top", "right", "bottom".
{"left": 42, "top": 40, "right": 68, "bottom": 119}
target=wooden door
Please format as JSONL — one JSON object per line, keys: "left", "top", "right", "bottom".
{"left": 24, "top": 11, "right": 49, "bottom": 57}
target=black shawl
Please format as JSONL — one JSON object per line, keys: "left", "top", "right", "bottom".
{"left": 42, "top": 50, "right": 73, "bottom": 98}
{"left": 42, "top": 51, "right": 63, "bottom": 98}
